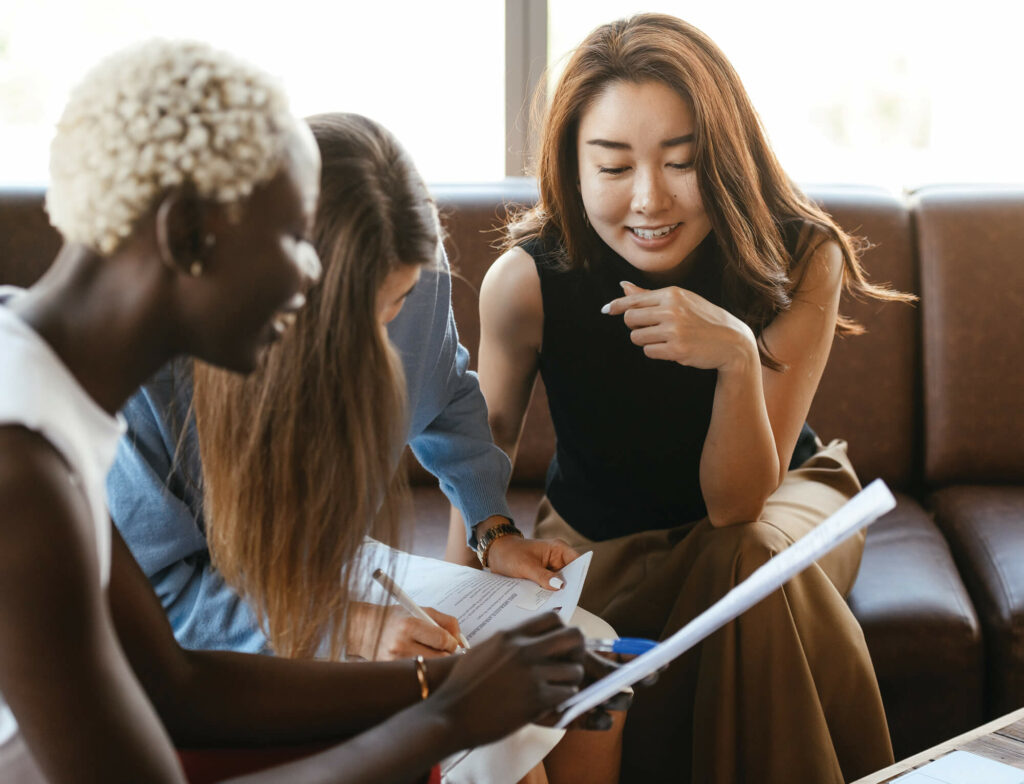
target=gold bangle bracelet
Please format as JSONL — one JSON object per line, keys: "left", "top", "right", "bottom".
{"left": 414, "top": 655, "right": 430, "bottom": 700}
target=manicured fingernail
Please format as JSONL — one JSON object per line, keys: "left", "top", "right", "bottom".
{"left": 549, "top": 577, "right": 564, "bottom": 590}
{"left": 600, "top": 303, "right": 611, "bottom": 314}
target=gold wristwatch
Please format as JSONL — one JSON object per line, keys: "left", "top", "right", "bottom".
{"left": 475, "top": 521, "right": 524, "bottom": 568}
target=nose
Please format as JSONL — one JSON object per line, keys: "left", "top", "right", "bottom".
{"left": 630, "top": 168, "right": 673, "bottom": 216}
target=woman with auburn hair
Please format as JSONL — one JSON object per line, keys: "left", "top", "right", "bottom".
{"left": 0, "top": 42, "right": 598, "bottom": 784}
{"left": 446, "top": 12, "right": 913, "bottom": 783}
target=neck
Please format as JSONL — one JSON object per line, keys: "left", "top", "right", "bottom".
{"left": 12, "top": 243, "right": 178, "bottom": 416}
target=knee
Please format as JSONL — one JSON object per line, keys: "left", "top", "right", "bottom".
{"left": 708, "top": 520, "right": 793, "bottom": 579}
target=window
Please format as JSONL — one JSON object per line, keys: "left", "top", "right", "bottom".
{"left": 2, "top": 1, "right": 1021, "bottom": 189}
{"left": 0, "top": 0, "right": 504, "bottom": 185}
{"left": 548, "top": 0, "right": 1024, "bottom": 188}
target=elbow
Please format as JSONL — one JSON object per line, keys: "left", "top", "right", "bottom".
{"left": 704, "top": 467, "right": 779, "bottom": 529}
{"left": 706, "top": 499, "right": 768, "bottom": 528}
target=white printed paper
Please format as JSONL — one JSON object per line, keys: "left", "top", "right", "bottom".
{"left": 892, "top": 750, "right": 1024, "bottom": 783}
{"left": 555, "top": 478, "right": 897, "bottom": 727}
{"left": 354, "top": 542, "right": 592, "bottom": 643}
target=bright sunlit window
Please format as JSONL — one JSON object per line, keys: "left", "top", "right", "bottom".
{"left": 0, "top": 0, "right": 505, "bottom": 185}
{"left": 549, "top": 0, "right": 1024, "bottom": 189}
{"left": 1, "top": 1, "right": 1022, "bottom": 189}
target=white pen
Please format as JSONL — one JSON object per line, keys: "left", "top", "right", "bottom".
{"left": 372, "top": 567, "right": 471, "bottom": 652}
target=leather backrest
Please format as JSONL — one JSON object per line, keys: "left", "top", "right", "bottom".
{"left": 0, "top": 188, "right": 60, "bottom": 288}
{"left": 916, "top": 186, "right": 1024, "bottom": 484}
{"left": 0, "top": 183, "right": 923, "bottom": 489}
{"left": 806, "top": 186, "right": 919, "bottom": 488}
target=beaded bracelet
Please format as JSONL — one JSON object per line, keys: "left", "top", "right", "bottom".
{"left": 414, "top": 655, "right": 430, "bottom": 700}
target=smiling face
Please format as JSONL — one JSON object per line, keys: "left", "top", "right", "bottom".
{"left": 194, "top": 123, "right": 323, "bottom": 372}
{"left": 577, "top": 79, "right": 712, "bottom": 283}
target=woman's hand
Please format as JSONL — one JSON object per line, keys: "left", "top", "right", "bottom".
{"left": 347, "top": 601, "right": 462, "bottom": 661}
{"left": 479, "top": 516, "right": 579, "bottom": 589}
{"left": 429, "top": 613, "right": 586, "bottom": 747}
{"left": 603, "top": 281, "right": 757, "bottom": 372}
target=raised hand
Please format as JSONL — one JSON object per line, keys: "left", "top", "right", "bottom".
{"left": 603, "top": 281, "right": 756, "bottom": 371}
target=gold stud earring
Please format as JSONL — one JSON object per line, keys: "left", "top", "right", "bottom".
{"left": 190, "top": 261, "right": 203, "bottom": 277}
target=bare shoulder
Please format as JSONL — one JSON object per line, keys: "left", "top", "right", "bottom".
{"left": 791, "top": 232, "right": 844, "bottom": 304}
{"left": 479, "top": 245, "right": 544, "bottom": 349}
{"left": 0, "top": 425, "right": 98, "bottom": 580}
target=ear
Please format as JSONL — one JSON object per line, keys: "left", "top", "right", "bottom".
{"left": 155, "top": 188, "right": 209, "bottom": 277}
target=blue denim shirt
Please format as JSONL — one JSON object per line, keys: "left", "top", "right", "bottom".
{"left": 106, "top": 250, "right": 513, "bottom": 653}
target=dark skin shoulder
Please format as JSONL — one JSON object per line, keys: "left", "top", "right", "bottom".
{"left": 0, "top": 424, "right": 185, "bottom": 783}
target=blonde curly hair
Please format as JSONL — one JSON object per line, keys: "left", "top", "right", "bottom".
{"left": 46, "top": 39, "right": 296, "bottom": 255}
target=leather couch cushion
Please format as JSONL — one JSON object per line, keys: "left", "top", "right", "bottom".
{"left": 916, "top": 186, "right": 1024, "bottom": 484}
{"left": 848, "top": 493, "right": 983, "bottom": 757}
{"left": 931, "top": 485, "right": 1024, "bottom": 717}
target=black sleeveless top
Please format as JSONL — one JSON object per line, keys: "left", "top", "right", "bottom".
{"left": 525, "top": 232, "right": 818, "bottom": 541}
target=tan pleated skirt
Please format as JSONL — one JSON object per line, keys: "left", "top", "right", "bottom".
{"left": 535, "top": 439, "right": 894, "bottom": 783}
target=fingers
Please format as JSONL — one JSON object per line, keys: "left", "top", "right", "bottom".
{"left": 602, "top": 291, "right": 663, "bottom": 316}
{"left": 598, "top": 690, "right": 633, "bottom": 712}
{"left": 519, "top": 623, "right": 585, "bottom": 664}
{"left": 387, "top": 615, "right": 459, "bottom": 656}
{"left": 511, "top": 610, "right": 567, "bottom": 638}
{"left": 536, "top": 661, "right": 585, "bottom": 686}
{"left": 546, "top": 539, "right": 580, "bottom": 570}
{"left": 423, "top": 606, "right": 462, "bottom": 640}
{"left": 620, "top": 281, "right": 647, "bottom": 295}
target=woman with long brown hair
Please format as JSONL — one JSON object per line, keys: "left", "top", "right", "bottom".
{"left": 446, "top": 13, "right": 914, "bottom": 783}
{"left": 109, "top": 110, "right": 627, "bottom": 783}
{"left": 193, "top": 112, "right": 433, "bottom": 660}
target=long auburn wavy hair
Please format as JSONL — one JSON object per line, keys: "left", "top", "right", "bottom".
{"left": 510, "top": 13, "right": 914, "bottom": 367}
{"left": 193, "top": 113, "right": 439, "bottom": 659}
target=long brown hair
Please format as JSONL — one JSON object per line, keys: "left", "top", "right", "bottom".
{"left": 193, "top": 113, "right": 440, "bottom": 659}
{"left": 511, "top": 13, "right": 913, "bottom": 366}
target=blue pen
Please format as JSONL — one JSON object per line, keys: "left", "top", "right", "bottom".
{"left": 586, "top": 637, "right": 658, "bottom": 656}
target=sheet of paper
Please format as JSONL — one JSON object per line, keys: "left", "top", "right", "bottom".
{"left": 354, "top": 542, "right": 592, "bottom": 643}
{"left": 892, "top": 750, "right": 1024, "bottom": 783}
{"left": 555, "top": 478, "right": 897, "bottom": 727}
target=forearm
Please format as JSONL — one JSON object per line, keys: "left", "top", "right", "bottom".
{"left": 700, "top": 343, "right": 780, "bottom": 526}
{"left": 228, "top": 701, "right": 458, "bottom": 784}
{"left": 163, "top": 648, "right": 454, "bottom": 747}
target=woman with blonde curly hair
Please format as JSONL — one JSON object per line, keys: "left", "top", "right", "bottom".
{"left": 446, "top": 13, "right": 915, "bottom": 783}
{"left": 0, "top": 40, "right": 597, "bottom": 784}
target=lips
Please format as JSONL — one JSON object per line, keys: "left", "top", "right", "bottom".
{"left": 629, "top": 223, "right": 681, "bottom": 240}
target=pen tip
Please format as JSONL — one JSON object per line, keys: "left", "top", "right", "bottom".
{"left": 372, "top": 568, "right": 382, "bottom": 579}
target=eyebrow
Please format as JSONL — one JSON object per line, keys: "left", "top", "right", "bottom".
{"left": 585, "top": 134, "right": 695, "bottom": 150}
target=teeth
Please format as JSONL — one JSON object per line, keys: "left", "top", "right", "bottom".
{"left": 631, "top": 223, "right": 679, "bottom": 240}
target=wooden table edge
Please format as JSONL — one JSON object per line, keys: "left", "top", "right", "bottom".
{"left": 851, "top": 707, "right": 1024, "bottom": 784}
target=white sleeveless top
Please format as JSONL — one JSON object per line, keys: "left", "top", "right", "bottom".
{"left": 0, "top": 289, "right": 125, "bottom": 768}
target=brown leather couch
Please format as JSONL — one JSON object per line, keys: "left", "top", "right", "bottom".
{"left": 3, "top": 182, "right": 1021, "bottom": 762}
